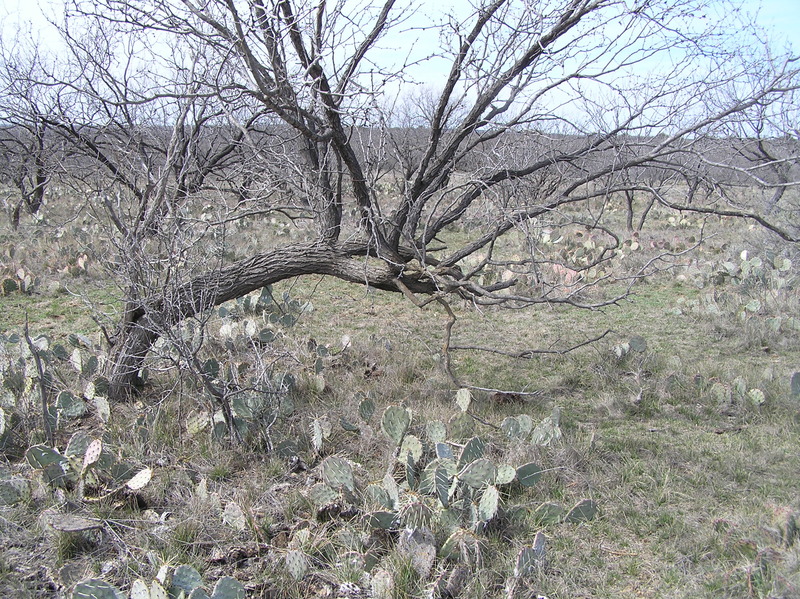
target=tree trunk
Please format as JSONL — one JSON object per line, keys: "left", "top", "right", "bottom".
{"left": 106, "top": 240, "right": 436, "bottom": 399}
{"left": 624, "top": 190, "right": 634, "bottom": 232}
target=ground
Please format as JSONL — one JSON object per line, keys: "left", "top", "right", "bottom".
{"left": 0, "top": 200, "right": 798, "bottom": 598}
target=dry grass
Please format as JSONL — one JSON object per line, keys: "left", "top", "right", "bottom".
{"left": 0, "top": 193, "right": 799, "bottom": 598}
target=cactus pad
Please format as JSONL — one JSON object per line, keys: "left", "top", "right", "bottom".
{"left": 285, "top": 550, "right": 308, "bottom": 581}
{"left": 478, "top": 485, "right": 499, "bottom": 521}
{"left": 425, "top": 420, "right": 447, "bottom": 443}
{"left": 458, "top": 437, "right": 485, "bottom": 469}
{"left": 458, "top": 458, "right": 496, "bottom": 488}
{"left": 495, "top": 464, "right": 516, "bottom": 485}
{"left": 455, "top": 388, "right": 471, "bottom": 412}
{"left": 381, "top": 405, "right": 410, "bottom": 445}
{"left": 321, "top": 456, "right": 355, "bottom": 493}
{"left": 516, "top": 462, "right": 542, "bottom": 487}
{"left": 399, "top": 434, "right": 423, "bottom": 464}
{"left": 565, "top": 498, "right": 597, "bottom": 522}
{"left": 171, "top": 565, "right": 203, "bottom": 596}
{"left": 70, "top": 579, "right": 125, "bottom": 599}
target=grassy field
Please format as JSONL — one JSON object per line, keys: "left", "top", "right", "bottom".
{"left": 0, "top": 200, "right": 799, "bottom": 598}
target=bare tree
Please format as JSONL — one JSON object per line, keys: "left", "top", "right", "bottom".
{"left": 0, "top": 43, "right": 58, "bottom": 228}
{"left": 7, "top": 0, "right": 797, "bottom": 399}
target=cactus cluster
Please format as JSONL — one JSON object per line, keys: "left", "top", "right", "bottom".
{"left": 71, "top": 565, "right": 244, "bottom": 599}
{"left": 295, "top": 395, "right": 596, "bottom": 594}
{"left": 0, "top": 266, "right": 35, "bottom": 295}
{"left": 26, "top": 430, "right": 151, "bottom": 500}
{"left": 218, "top": 285, "right": 307, "bottom": 336}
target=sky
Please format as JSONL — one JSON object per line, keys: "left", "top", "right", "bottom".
{"left": 755, "top": 0, "right": 800, "bottom": 52}
{"left": 1, "top": 0, "right": 797, "bottom": 76}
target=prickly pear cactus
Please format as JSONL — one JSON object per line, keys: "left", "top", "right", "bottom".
{"left": 171, "top": 565, "right": 204, "bottom": 596}
{"left": 434, "top": 465, "right": 452, "bottom": 507}
{"left": 495, "top": 464, "right": 516, "bottom": 485}
{"left": 321, "top": 456, "right": 355, "bottom": 493}
{"left": 209, "top": 576, "right": 246, "bottom": 599}
{"left": 458, "top": 458, "right": 496, "bottom": 488}
{"left": 565, "top": 498, "right": 598, "bottom": 522}
{"left": 513, "top": 533, "right": 546, "bottom": 577}
{"left": 0, "top": 477, "right": 30, "bottom": 506}
{"left": 381, "top": 405, "right": 410, "bottom": 446}
{"left": 359, "top": 397, "right": 375, "bottom": 421}
{"left": 791, "top": 372, "right": 800, "bottom": 399}
{"left": 70, "top": 579, "right": 124, "bottom": 599}
{"left": 308, "top": 482, "right": 339, "bottom": 508}
{"left": 425, "top": 420, "right": 447, "bottom": 443}
{"left": 457, "top": 437, "right": 485, "bottom": 469}
{"left": 285, "top": 549, "right": 308, "bottom": 581}
{"left": 516, "top": 462, "right": 542, "bottom": 487}
{"left": 455, "top": 388, "right": 472, "bottom": 412}
{"left": 399, "top": 434, "right": 423, "bottom": 464}
{"left": 477, "top": 485, "right": 499, "bottom": 521}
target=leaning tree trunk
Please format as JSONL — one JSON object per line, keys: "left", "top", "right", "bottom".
{"left": 106, "top": 240, "right": 435, "bottom": 399}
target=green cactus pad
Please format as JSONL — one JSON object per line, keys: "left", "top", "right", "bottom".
{"left": 209, "top": 576, "right": 245, "bottom": 599}
{"left": 629, "top": 335, "right": 647, "bottom": 353}
{"left": 732, "top": 376, "right": 747, "bottom": 397}
{"left": 364, "top": 511, "right": 398, "bottom": 530}
{"left": 516, "top": 462, "right": 542, "bottom": 487}
{"left": 440, "top": 529, "right": 480, "bottom": 563}
{"left": 425, "top": 420, "right": 447, "bottom": 443}
{"left": 747, "top": 388, "right": 766, "bottom": 406}
{"left": 129, "top": 580, "right": 149, "bottom": 599}
{"left": 189, "top": 587, "right": 211, "bottom": 599}
{"left": 458, "top": 437, "right": 485, "bottom": 469}
{"left": 516, "top": 414, "right": 533, "bottom": 437}
{"left": 1, "top": 278, "right": 19, "bottom": 294}
{"left": 406, "top": 450, "right": 418, "bottom": 490}
{"left": 530, "top": 409, "right": 562, "bottom": 446}
{"left": 401, "top": 501, "right": 433, "bottom": 529}
{"left": 495, "top": 464, "right": 516, "bottom": 485}
{"left": 381, "top": 405, "right": 410, "bottom": 445}
{"left": 399, "top": 434, "right": 423, "bottom": 464}
{"left": 171, "top": 565, "right": 204, "bottom": 596}
{"left": 340, "top": 417, "right": 360, "bottom": 432}
{"left": 501, "top": 416, "right": 521, "bottom": 439}
{"left": 321, "top": 456, "right": 355, "bottom": 493}
{"left": 533, "top": 502, "right": 565, "bottom": 525}
{"left": 447, "top": 412, "right": 473, "bottom": 441}
{"left": 285, "top": 550, "right": 308, "bottom": 581}
{"left": 308, "top": 483, "right": 339, "bottom": 508}
{"left": 56, "top": 391, "right": 87, "bottom": 419}
{"left": 455, "top": 388, "right": 472, "bottom": 412}
{"left": 514, "top": 538, "right": 545, "bottom": 578}
{"left": 359, "top": 398, "right": 375, "bottom": 421}
{"left": 365, "top": 483, "right": 392, "bottom": 509}
{"left": 458, "top": 458, "right": 496, "bottom": 488}
{"left": 565, "top": 498, "right": 598, "bottom": 522}
{"left": 434, "top": 465, "right": 452, "bottom": 507}
{"left": 65, "top": 430, "right": 91, "bottom": 458}
{"left": 478, "top": 485, "right": 499, "bottom": 521}
{"left": 792, "top": 372, "right": 800, "bottom": 399}
{"left": 71, "top": 579, "right": 125, "bottom": 599}
{"left": 382, "top": 473, "right": 400, "bottom": 508}
{"left": 0, "top": 478, "right": 30, "bottom": 506}
{"left": 435, "top": 442, "right": 454, "bottom": 460}
{"left": 26, "top": 445, "right": 66, "bottom": 469}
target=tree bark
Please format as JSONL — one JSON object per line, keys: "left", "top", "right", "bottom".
{"left": 106, "top": 240, "right": 437, "bottom": 399}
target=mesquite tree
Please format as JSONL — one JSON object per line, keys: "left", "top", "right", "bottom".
{"left": 5, "top": 0, "right": 798, "bottom": 399}
{"left": 0, "top": 43, "right": 57, "bottom": 228}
